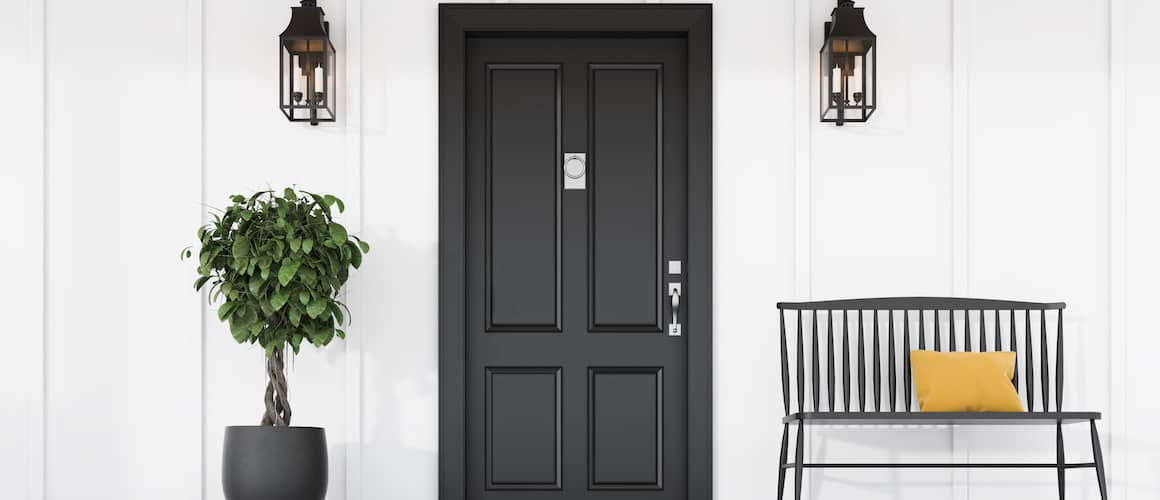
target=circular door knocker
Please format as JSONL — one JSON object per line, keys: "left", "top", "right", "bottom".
{"left": 563, "top": 153, "right": 586, "bottom": 190}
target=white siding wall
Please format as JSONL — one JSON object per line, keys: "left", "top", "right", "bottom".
{"left": 1, "top": 0, "right": 1154, "bottom": 499}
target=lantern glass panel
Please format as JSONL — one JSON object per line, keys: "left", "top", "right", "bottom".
{"left": 819, "top": 37, "right": 875, "bottom": 124}
{"left": 280, "top": 38, "right": 335, "bottom": 123}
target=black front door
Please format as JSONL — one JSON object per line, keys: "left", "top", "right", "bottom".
{"left": 461, "top": 35, "right": 695, "bottom": 500}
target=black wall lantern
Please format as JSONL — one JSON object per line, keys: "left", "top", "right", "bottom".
{"left": 280, "top": 0, "right": 336, "bottom": 125}
{"left": 820, "top": 0, "right": 876, "bottom": 125}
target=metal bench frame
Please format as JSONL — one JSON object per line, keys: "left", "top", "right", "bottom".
{"left": 776, "top": 297, "right": 1107, "bottom": 500}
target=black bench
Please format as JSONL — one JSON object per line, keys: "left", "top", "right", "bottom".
{"left": 775, "top": 297, "right": 1107, "bottom": 500}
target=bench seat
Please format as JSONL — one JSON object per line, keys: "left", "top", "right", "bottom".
{"left": 783, "top": 411, "right": 1101, "bottom": 425}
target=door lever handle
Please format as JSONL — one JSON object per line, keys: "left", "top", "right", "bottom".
{"left": 668, "top": 283, "right": 682, "bottom": 336}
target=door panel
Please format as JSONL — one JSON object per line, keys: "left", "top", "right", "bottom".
{"left": 588, "top": 367, "right": 663, "bottom": 490}
{"left": 485, "top": 65, "right": 562, "bottom": 332}
{"left": 466, "top": 37, "right": 688, "bottom": 500}
{"left": 486, "top": 367, "right": 562, "bottom": 489}
{"left": 589, "top": 65, "right": 663, "bottom": 332}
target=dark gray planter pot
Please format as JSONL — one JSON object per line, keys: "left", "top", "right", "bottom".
{"left": 222, "top": 426, "right": 328, "bottom": 500}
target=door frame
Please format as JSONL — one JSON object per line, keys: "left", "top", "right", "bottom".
{"left": 438, "top": 4, "right": 713, "bottom": 499}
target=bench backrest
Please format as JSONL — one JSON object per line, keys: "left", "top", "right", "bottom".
{"left": 776, "top": 297, "right": 1066, "bottom": 414}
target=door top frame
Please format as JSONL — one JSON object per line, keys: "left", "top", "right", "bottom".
{"left": 438, "top": 4, "right": 712, "bottom": 499}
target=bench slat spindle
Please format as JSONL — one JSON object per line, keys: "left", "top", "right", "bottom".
{"left": 934, "top": 310, "right": 941, "bottom": 351}
{"left": 873, "top": 310, "right": 881, "bottom": 411}
{"left": 858, "top": 310, "right": 866, "bottom": 412}
{"left": 812, "top": 310, "right": 820, "bottom": 412}
{"left": 1010, "top": 310, "right": 1018, "bottom": 387}
{"left": 843, "top": 310, "right": 851, "bottom": 412}
{"left": 827, "top": 311, "right": 836, "bottom": 411}
{"left": 888, "top": 310, "right": 897, "bottom": 412}
{"left": 918, "top": 310, "right": 926, "bottom": 350}
{"left": 1041, "top": 309, "right": 1050, "bottom": 412}
{"left": 1026, "top": 310, "right": 1035, "bottom": 411}
{"left": 950, "top": 309, "right": 958, "bottom": 352}
{"left": 979, "top": 310, "right": 987, "bottom": 351}
{"left": 780, "top": 308, "right": 790, "bottom": 415}
{"left": 797, "top": 309, "right": 805, "bottom": 414}
{"left": 903, "top": 310, "right": 912, "bottom": 412}
{"left": 993, "top": 310, "right": 1000, "bottom": 351}
{"left": 964, "top": 309, "right": 972, "bottom": 352}
{"left": 1056, "top": 309, "right": 1064, "bottom": 412}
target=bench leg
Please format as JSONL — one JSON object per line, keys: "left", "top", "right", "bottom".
{"left": 794, "top": 422, "right": 805, "bottom": 500}
{"left": 777, "top": 424, "right": 789, "bottom": 500}
{"left": 1056, "top": 421, "right": 1066, "bottom": 500}
{"left": 1090, "top": 419, "right": 1108, "bottom": 500}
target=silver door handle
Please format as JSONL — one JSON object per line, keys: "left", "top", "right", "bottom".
{"left": 668, "top": 283, "right": 682, "bottom": 336}
{"left": 671, "top": 290, "right": 680, "bottom": 325}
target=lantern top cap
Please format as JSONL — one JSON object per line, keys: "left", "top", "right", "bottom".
{"left": 280, "top": 0, "right": 329, "bottom": 39}
{"left": 826, "top": 0, "right": 876, "bottom": 40}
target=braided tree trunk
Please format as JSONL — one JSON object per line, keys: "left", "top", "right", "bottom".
{"left": 261, "top": 346, "right": 292, "bottom": 426}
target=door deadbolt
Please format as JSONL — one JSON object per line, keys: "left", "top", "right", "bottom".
{"left": 563, "top": 153, "right": 586, "bottom": 190}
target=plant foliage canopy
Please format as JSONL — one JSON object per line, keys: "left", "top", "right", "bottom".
{"left": 186, "top": 188, "right": 368, "bottom": 355}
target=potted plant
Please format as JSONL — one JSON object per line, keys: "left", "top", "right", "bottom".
{"left": 183, "top": 188, "right": 368, "bottom": 500}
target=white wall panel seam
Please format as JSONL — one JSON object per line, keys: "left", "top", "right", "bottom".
{"left": 951, "top": 0, "right": 970, "bottom": 496}
{"left": 1107, "top": 0, "right": 1127, "bottom": 498}
{"left": 186, "top": 0, "right": 205, "bottom": 497}
{"left": 33, "top": 0, "right": 47, "bottom": 497}
{"left": 794, "top": 0, "right": 812, "bottom": 301}
{"left": 345, "top": 0, "right": 364, "bottom": 498}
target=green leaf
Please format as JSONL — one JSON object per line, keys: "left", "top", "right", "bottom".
{"left": 358, "top": 240, "right": 370, "bottom": 253}
{"left": 301, "top": 239, "right": 314, "bottom": 253}
{"left": 229, "top": 320, "right": 251, "bottom": 343}
{"left": 298, "top": 266, "right": 317, "bottom": 286}
{"left": 289, "top": 307, "right": 302, "bottom": 327}
{"left": 323, "top": 194, "right": 337, "bottom": 207}
{"left": 331, "top": 302, "right": 345, "bottom": 326}
{"left": 289, "top": 332, "right": 303, "bottom": 354}
{"left": 233, "top": 305, "right": 255, "bottom": 327}
{"left": 194, "top": 275, "right": 210, "bottom": 291}
{"left": 217, "top": 301, "right": 237, "bottom": 321}
{"left": 307, "top": 192, "right": 332, "bottom": 219}
{"left": 284, "top": 187, "right": 297, "bottom": 200}
{"left": 270, "top": 289, "right": 289, "bottom": 311}
{"left": 328, "top": 223, "right": 348, "bottom": 245}
{"left": 277, "top": 260, "right": 302, "bottom": 286}
{"left": 336, "top": 328, "right": 346, "bottom": 339}
{"left": 306, "top": 299, "right": 327, "bottom": 319}
{"left": 299, "top": 290, "right": 311, "bottom": 305}
{"left": 259, "top": 297, "right": 275, "bottom": 316}
{"left": 349, "top": 242, "right": 363, "bottom": 269}
{"left": 307, "top": 326, "right": 332, "bottom": 346}
{"left": 248, "top": 276, "right": 265, "bottom": 297}
{"left": 232, "top": 236, "right": 251, "bottom": 258}
{"left": 334, "top": 197, "right": 345, "bottom": 213}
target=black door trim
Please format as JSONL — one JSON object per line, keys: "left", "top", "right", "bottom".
{"left": 438, "top": 5, "right": 713, "bottom": 499}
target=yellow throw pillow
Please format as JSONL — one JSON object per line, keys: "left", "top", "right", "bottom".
{"left": 910, "top": 350, "right": 1024, "bottom": 412}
